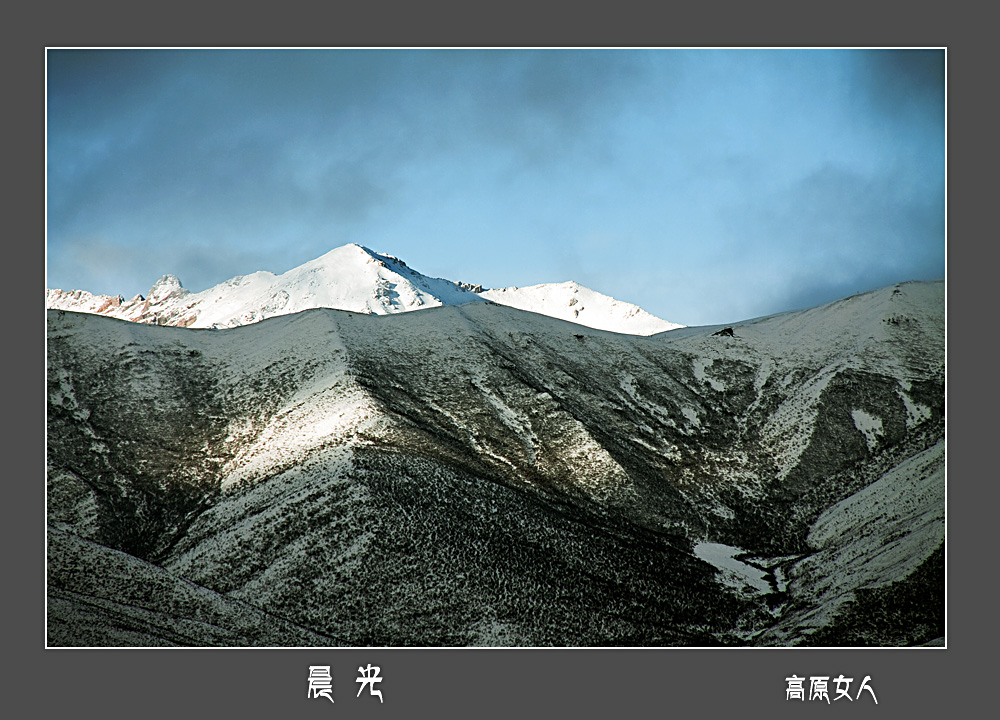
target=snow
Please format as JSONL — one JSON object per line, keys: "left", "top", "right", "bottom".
{"left": 148, "top": 274, "right": 185, "bottom": 302}
{"left": 655, "top": 281, "right": 944, "bottom": 481}
{"left": 693, "top": 542, "right": 771, "bottom": 594}
{"left": 481, "top": 280, "right": 684, "bottom": 335}
{"left": 692, "top": 357, "right": 726, "bottom": 392}
{"left": 851, "top": 409, "right": 884, "bottom": 451}
{"left": 47, "top": 243, "right": 684, "bottom": 337}
{"left": 664, "top": 282, "right": 943, "bottom": 382}
{"left": 53, "top": 281, "right": 943, "bottom": 535}
{"left": 47, "top": 274, "right": 945, "bottom": 647}
{"left": 898, "top": 387, "right": 932, "bottom": 428}
{"left": 768, "top": 440, "right": 946, "bottom": 634}
{"left": 187, "top": 244, "right": 479, "bottom": 327}
{"left": 681, "top": 406, "right": 700, "bottom": 427}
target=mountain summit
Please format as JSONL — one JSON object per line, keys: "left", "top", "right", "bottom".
{"left": 46, "top": 244, "right": 684, "bottom": 335}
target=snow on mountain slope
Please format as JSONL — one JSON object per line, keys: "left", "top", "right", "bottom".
{"left": 47, "top": 279, "right": 944, "bottom": 646}
{"left": 47, "top": 244, "right": 487, "bottom": 329}
{"left": 657, "top": 281, "right": 945, "bottom": 483}
{"left": 482, "top": 281, "right": 683, "bottom": 335}
{"left": 46, "top": 243, "right": 682, "bottom": 335}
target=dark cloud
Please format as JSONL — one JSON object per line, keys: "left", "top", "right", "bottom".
{"left": 785, "top": 164, "right": 942, "bottom": 257}
{"left": 718, "top": 161, "right": 944, "bottom": 320}
{"left": 766, "top": 265, "right": 940, "bottom": 319}
{"left": 853, "top": 49, "right": 945, "bottom": 121}
{"left": 468, "top": 50, "right": 652, "bottom": 167}
{"left": 47, "top": 49, "right": 176, "bottom": 115}
{"left": 47, "top": 51, "right": 406, "bottom": 253}
{"left": 47, "top": 49, "right": 656, "bottom": 292}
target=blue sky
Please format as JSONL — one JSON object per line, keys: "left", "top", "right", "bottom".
{"left": 46, "top": 49, "right": 944, "bottom": 326}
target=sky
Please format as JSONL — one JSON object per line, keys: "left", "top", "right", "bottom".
{"left": 46, "top": 48, "right": 945, "bottom": 326}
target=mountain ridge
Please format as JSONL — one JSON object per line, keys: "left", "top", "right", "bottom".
{"left": 46, "top": 243, "right": 684, "bottom": 335}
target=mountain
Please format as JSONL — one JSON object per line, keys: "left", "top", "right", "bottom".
{"left": 45, "top": 243, "right": 683, "bottom": 335}
{"left": 46, "top": 277, "right": 944, "bottom": 646}
{"left": 481, "top": 281, "right": 681, "bottom": 335}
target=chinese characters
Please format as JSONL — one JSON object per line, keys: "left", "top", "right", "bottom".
{"left": 307, "top": 663, "right": 385, "bottom": 705}
{"left": 357, "top": 663, "right": 384, "bottom": 703}
{"left": 307, "top": 666, "right": 335, "bottom": 704}
{"left": 786, "top": 674, "right": 878, "bottom": 704}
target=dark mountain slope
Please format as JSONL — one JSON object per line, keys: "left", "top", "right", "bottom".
{"left": 46, "top": 280, "right": 944, "bottom": 646}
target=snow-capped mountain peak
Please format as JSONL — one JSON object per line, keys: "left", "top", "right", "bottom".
{"left": 46, "top": 243, "right": 682, "bottom": 334}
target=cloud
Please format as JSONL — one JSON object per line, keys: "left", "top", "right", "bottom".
{"left": 712, "top": 161, "right": 943, "bottom": 319}
{"left": 47, "top": 50, "right": 651, "bottom": 257}
{"left": 854, "top": 49, "right": 945, "bottom": 112}
{"left": 46, "top": 50, "right": 946, "bottom": 327}
{"left": 47, "top": 232, "right": 281, "bottom": 300}
{"left": 765, "top": 264, "right": 944, "bottom": 320}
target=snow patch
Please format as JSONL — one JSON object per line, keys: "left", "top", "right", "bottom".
{"left": 681, "top": 406, "right": 700, "bottom": 427}
{"left": 898, "top": 389, "right": 931, "bottom": 428}
{"left": 693, "top": 542, "right": 771, "bottom": 594}
{"left": 692, "top": 357, "right": 726, "bottom": 392}
{"left": 851, "top": 409, "right": 884, "bottom": 451}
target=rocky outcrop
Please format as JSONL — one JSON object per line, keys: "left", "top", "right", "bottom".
{"left": 147, "top": 274, "right": 187, "bottom": 302}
